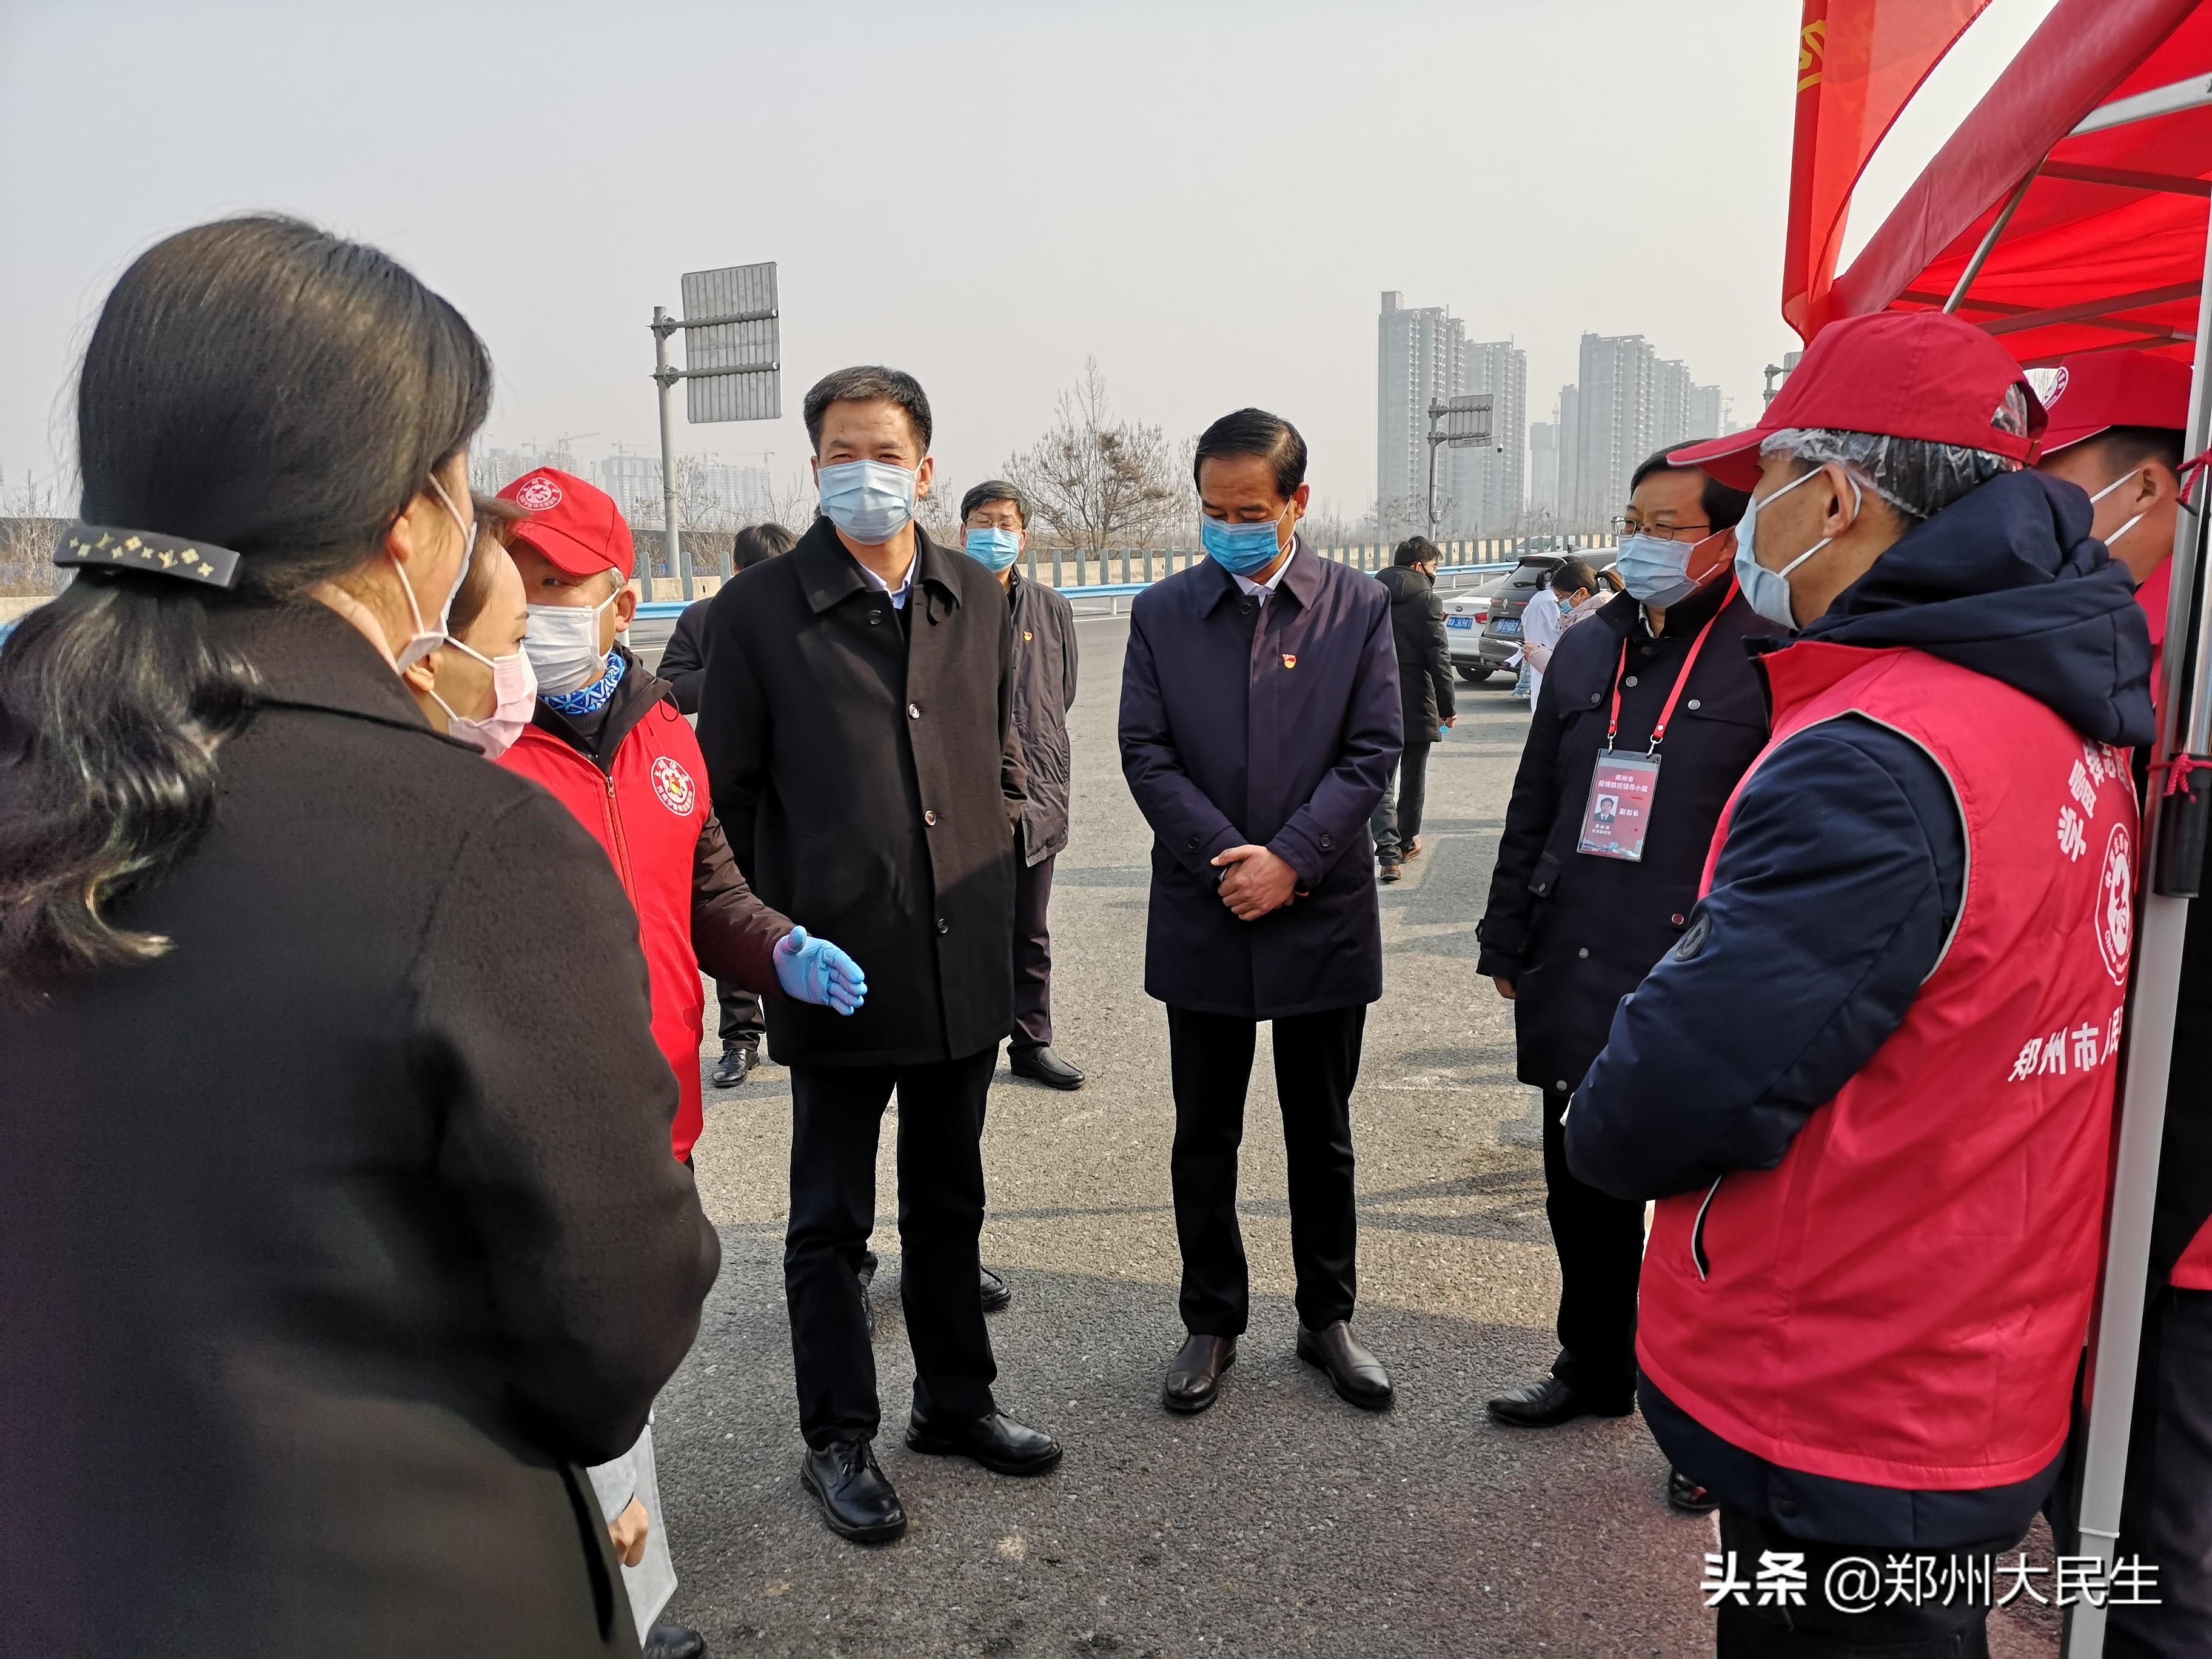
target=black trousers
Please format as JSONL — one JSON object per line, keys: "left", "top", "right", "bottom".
{"left": 715, "top": 979, "right": 763, "bottom": 1048}
{"left": 1011, "top": 853, "right": 1056, "bottom": 1051}
{"left": 785, "top": 1050, "right": 998, "bottom": 1449}
{"left": 1167, "top": 1004, "right": 1363, "bottom": 1336}
{"left": 2108, "top": 1287, "right": 2212, "bottom": 1658}
{"left": 1715, "top": 1507, "right": 2011, "bottom": 1656}
{"left": 1369, "top": 740, "right": 1432, "bottom": 862}
{"left": 1542, "top": 1086, "right": 1644, "bottom": 1403}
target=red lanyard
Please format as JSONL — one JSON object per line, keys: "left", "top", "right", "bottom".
{"left": 1604, "top": 577, "right": 1738, "bottom": 756}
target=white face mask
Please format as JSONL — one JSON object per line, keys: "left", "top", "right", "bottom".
{"left": 2088, "top": 470, "right": 2149, "bottom": 552}
{"left": 523, "top": 590, "right": 617, "bottom": 696}
{"left": 392, "top": 475, "right": 478, "bottom": 674}
{"left": 431, "top": 637, "right": 537, "bottom": 759}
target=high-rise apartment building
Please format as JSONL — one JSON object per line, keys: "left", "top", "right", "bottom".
{"left": 1556, "top": 384, "right": 1581, "bottom": 526}
{"left": 1528, "top": 421, "right": 1561, "bottom": 518}
{"left": 1687, "top": 383, "right": 1726, "bottom": 443}
{"left": 596, "top": 453, "right": 771, "bottom": 528}
{"left": 1457, "top": 340, "right": 1528, "bottom": 536}
{"left": 1570, "top": 332, "right": 1659, "bottom": 526}
{"left": 1376, "top": 291, "right": 1466, "bottom": 537}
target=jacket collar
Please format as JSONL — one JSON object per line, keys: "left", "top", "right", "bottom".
{"left": 1197, "top": 534, "right": 1318, "bottom": 616}
{"left": 793, "top": 516, "right": 967, "bottom": 618}
{"left": 528, "top": 645, "right": 671, "bottom": 769}
{"left": 204, "top": 598, "right": 466, "bottom": 745}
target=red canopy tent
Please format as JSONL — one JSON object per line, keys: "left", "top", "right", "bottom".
{"left": 1819, "top": 0, "right": 2212, "bottom": 363}
{"left": 1805, "top": 7, "right": 2212, "bottom": 1654}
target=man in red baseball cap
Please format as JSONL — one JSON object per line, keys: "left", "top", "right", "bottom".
{"left": 1565, "top": 310, "right": 2154, "bottom": 1655}
{"left": 2034, "top": 350, "right": 2194, "bottom": 696}
{"left": 2038, "top": 354, "right": 2212, "bottom": 1655}
{"left": 494, "top": 466, "right": 869, "bottom": 1170}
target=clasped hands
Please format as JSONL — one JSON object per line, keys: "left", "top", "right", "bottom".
{"left": 1211, "top": 844, "right": 1301, "bottom": 922}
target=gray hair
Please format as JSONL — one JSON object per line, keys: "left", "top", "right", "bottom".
{"left": 1761, "top": 422, "right": 2020, "bottom": 524}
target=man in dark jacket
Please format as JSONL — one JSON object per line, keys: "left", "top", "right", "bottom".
{"left": 656, "top": 520, "right": 800, "bottom": 1090}
{"left": 1119, "top": 406, "right": 1402, "bottom": 1416}
{"left": 696, "top": 366, "right": 1060, "bottom": 1547}
{"left": 1372, "top": 535, "right": 1455, "bottom": 882}
{"left": 1567, "top": 312, "right": 2153, "bottom": 1657}
{"left": 959, "top": 480, "right": 1082, "bottom": 1092}
{"left": 1475, "top": 448, "right": 1759, "bottom": 1520}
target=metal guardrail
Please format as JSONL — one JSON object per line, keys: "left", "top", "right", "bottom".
{"left": 634, "top": 555, "right": 1538, "bottom": 624}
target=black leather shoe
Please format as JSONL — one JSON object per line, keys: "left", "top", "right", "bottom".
{"left": 905, "top": 1407, "right": 1062, "bottom": 1475}
{"left": 1378, "top": 860, "right": 1403, "bottom": 883}
{"left": 642, "top": 1624, "right": 707, "bottom": 1659}
{"left": 979, "top": 1265, "right": 1012, "bottom": 1312}
{"left": 1296, "top": 1321, "right": 1395, "bottom": 1410}
{"left": 1163, "top": 1332, "right": 1236, "bottom": 1413}
{"left": 1010, "top": 1045, "right": 1085, "bottom": 1090}
{"left": 1666, "top": 1466, "right": 1720, "bottom": 1515}
{"left": 800, "top": 1439, "right": 906, "bottom": 1543}
{"left": 1485, "top": 1374, "right": 1635, "bottom": 1427}
{"left": 709, "top": 1042, "right": 756, "bottom": 1089}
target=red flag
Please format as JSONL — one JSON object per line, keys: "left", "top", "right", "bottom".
{"left": 1783, "top": 0, "right": 1996, "bottom": 341}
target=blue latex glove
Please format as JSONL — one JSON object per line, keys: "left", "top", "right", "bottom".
{"left": 773, "top": 925, "right": 867, "bottom": 1016}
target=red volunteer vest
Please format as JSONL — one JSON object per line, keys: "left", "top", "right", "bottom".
{"left": 501, "top": 699, "right": 711, "bottom": 1163}
{"left": 1638, "top": 642, "right": 2137, "bottom": 1490}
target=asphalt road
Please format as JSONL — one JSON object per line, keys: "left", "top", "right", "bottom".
{"left": 640, "top": 612, "right": 2062, "bottom": 1658}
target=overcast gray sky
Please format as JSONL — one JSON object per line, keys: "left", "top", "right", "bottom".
{"left": 1, "top": 0, "right": 2057, "bottom": 521}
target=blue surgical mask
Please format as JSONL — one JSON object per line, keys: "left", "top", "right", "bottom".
{"left": 1201, "top": 510, "right": 1290, "bottom": 577}
{"left": 817, "top": 459, "right": 917, "bottom": 545}
{"left": 1733, "top": 464, "right": 1859, "bottom": 632}
{"left": 964, "top": 526, "right": 1021, "bottom": 572}
{"left": 1613, "top": 528, "right": 1724, "bottom": 608}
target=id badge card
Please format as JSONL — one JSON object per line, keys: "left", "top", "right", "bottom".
{"left": 1577, "top": 751, "right": 1661, "bottom": 862}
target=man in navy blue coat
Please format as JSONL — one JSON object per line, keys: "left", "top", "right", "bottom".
{"left": 1119, "top": 407, "right": 1403, "bottom": 1416}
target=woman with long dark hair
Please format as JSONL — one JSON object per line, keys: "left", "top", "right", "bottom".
{"left": 0, "top": 218, "right": 719, "bottom": 1657}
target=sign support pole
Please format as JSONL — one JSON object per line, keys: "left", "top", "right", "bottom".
{"left": 651, "top": 306, "right": 689, "bottom": 603}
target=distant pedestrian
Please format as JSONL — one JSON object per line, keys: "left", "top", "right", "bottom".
{"left": 1476, "top": 447, "right": 1759, "bottom": 1519}
{"left": 659, "top": 519, "right": 800, "bottom": 1090}
{"left": 1372, "top": 535, "right": 1455, "bottom": 883}
{"left": 1120, "top": 406, "right": 1402, "bottom": 1416}
{"left": 0, "top": 214, "right": 719, "bottom": 1658}
{"left": 960, "top": 481, "right": 1084, "bottom": 1094}
{"left": 1517, "top": 577, "right": 1564, "bottom": 706}
{"left": 696, "top": 366, "right": 1061, "bottom": 1547}
{"left": 1520, "top": 559, "right": 1604, "bottom": 679}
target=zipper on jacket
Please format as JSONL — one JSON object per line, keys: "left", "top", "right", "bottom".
{"left": 1691, "top": 1175, "right": 1724, "bottom": 1282}
{"left": 601, "top": 772, "right": 639, "bottom": 899}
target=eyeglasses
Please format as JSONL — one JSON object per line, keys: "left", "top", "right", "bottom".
{"left": 1611, "top": 517, "right": 1712, "bottom": 543}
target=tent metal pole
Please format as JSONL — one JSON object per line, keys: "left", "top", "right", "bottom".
{"left": 1944, "top": 168, "right": 2038, "bottom": 314}
{"left": 2062, "top": 199, "right": 2212, "bottom": 1659}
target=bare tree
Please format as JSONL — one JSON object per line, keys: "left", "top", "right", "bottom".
{"left": 758, "top": 469, "right": 819, "bottom": 536}
{"left": 1005, "top": 359, "right": 1184, "bottom": 563}
{"left": 914, "top": 472, "right": 963, "bottom": 545}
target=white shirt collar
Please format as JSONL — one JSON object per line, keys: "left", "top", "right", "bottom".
{"left": 1231, "top": 538, "right": 1297, "bottom": 600}
{"left": 853, "top": 547, "right": 916, "bottom": 609}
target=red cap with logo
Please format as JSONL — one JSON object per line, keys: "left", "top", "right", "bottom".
{"left": 2037, "top": 351, "right": 2191, "bottom": 457}
{"left": 1671, "top": 310, "right": 2047, "bottom": 491}
{"left": 496, "top": 467, "right": 635, "bottom": 581}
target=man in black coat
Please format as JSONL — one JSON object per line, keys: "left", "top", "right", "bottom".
{"left": 695, "top": 366, "right": 1061, "bottom": 1546}
{"left": 1475, "top": 447, "right": 1760, "bottom": 1512}
{"left": 657, "top": 520, "right": 798, "bottom": 1090}
{"left": 1119, "top": 407, "right": 1403, "bottom": 1416}
{"left": 1371, "top": 535, "right": 1456, "bottom": 880}
{"left": 958, "top": 479, "right": 1083, "bottom": 1093}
